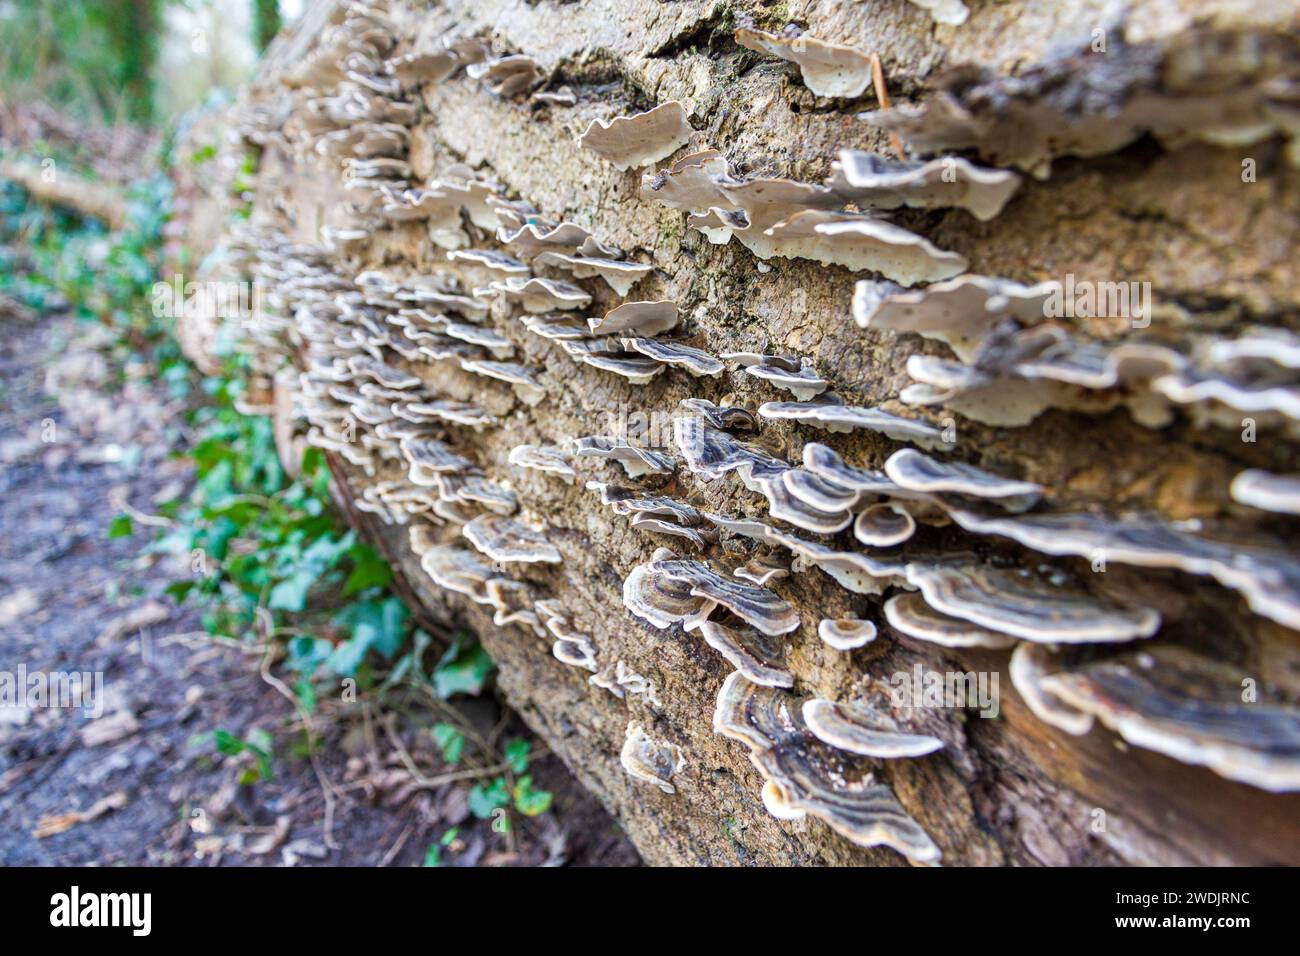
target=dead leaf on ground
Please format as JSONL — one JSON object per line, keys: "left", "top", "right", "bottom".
{"left": 95, "top": 600, "right": 170, "bottom": 646}
{"left": 79, "top": 709, "right": 139, "bottom": 746}
{"left": 33, "top": 790, "right": 128, "bottom": 838}
{"left": 246, "top": 814, "right": 293, "bottom": 855}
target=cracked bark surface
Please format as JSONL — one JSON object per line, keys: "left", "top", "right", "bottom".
{"left": 179, "top": 0, "right": 1300, "bottom": 865}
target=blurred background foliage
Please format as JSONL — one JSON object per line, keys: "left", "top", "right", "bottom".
{"left": 0, "top": 0, "right": 297, "bottom": 127}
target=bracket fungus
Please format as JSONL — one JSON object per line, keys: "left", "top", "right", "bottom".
{"left": 578, "top": 101, "right": 693, "bottom": 170}
{"left": 1037, "top": 647, "right": 1300, "bottom": 792}
{"left": 534, "top": 252, "right": 652, "bottom": 296}
{"left": 884, "top": 448, "right": 1042, "bottom": 511}
{"left": 620, "top": 722, "right": 683, "bottom": 794}
{"left": 400, "top": 438, "right": 475, "bottom": 484}
{"left": 817, "top": 618, "right": 878, "bottom": 650}
{"left": 803, "top": 699, "right": 945, "bottom": 758}
{"left": 904, "top": 561, "right": 1162, "bottom": 643}
{"left": 942, "top": 506, "right": 1300, "bottom": 632}
{"left": 783, "top": 469, "right": 867, "bottom": 514}
{"left": 852, "top": 503, "right": 917, "bottom": 547}
{"left": 755, "top": 472, "right": 853, "bottom": 534}
{"left": 829, "top": 150, "right": 1020, "bottom": 221}
{"left": 462, "top": 514, "right": 562, "bottom": 564}
{"left": 759, "top": 210, "right": 968, "bottom": 287}
{"left": 466, "top": 54, "right": 543, "bottom": 97}
{"left": 489, "top": 276, "right": 592, "bottom": 313}
{"left": 623, "top": 548, "right": 716, "bottom": 630}
{"left": 905, "top": 0, "right": 970, "bottom": 26}
{"left": 588, "top": 300, "right": 679, "bottom": 337}
{"left": 619, "top": 338, "right": 724, "bottom": 377}
{"left": 713, "top": 673, "right": 942, "bottom": 864}
{"left": 570, "top": 436, "right": 676, "bottom": 478}
{"left": 649, "top": 557, "right": 800, "bottom": 636}
{"left": 759, "top": 395, "right": 945, "bottom": 446}
{"left": 727, "top": 354, "right": 828, "bottom": 401}
{"left": 1230, "top": 469, "right": 1300, "bottom": 515}
{"left": 507, "top": 444, "right": 576, "bottom": 483}
{"left": 679, "top": 397, "right": 758, "bottom": 432}
{"left": 883, "top": 593, "right": 1016, "bottom": 649}
{"left": 699, "top": 616, "right": 794, "bottom": 688}
{"left": 1008, "top": 642, "right": 1095, "bottom": 736}
{"left": 447, "top": 248, "right": 530, "bottom": 275}
{"left": 458, "top": 359, "right": 545, "bottom": 405}
{"left": 734, "top": 28, "right": 876, "bottom": 99}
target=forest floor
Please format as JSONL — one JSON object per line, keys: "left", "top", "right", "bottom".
{"left": 0, "top": 307, "right": 639, "bottom": 867}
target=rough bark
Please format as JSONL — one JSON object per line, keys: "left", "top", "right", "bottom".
{"left": 179, "top": 0, "right": 1300, "bottom": 866}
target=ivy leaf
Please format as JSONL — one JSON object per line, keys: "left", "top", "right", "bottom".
{"left": 267, "top": 569, "right": 315, "bottom": 612}
{"left": 504, "top": 738, "right": 530, "bottom": 775}
{"left": 107, "top": 514, "right": 134, "bottom": 538}
{"left": 344, "top": 543, "right": 392, "bottom": 594}
{"left": 467, "top": 777, "right": 510, "bottom": 819}
{"left": 431, "top": 723, "right": 465, "bottom": 765}
{"left": 432, "top": 640, "right": 495, "bottom": 698}
{"left": 512, "top": 776, "right": 553, "bottom": 817}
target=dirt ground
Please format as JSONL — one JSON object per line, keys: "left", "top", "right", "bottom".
{"left": 0, "top": 308, "right": 640, "bottom": 867}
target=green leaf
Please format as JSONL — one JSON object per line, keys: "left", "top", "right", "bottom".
{"left": 107, "top": 514, "right": 134, "bottom": 538}
{"left": 267, "top": 569, "right": 315, "bottom": 612}
{"left": 504, "top": 738, "right": 530, "bottom": 775}
{"left": 432, "top": 640, "right": 494, "bottom": 699}
{"left": 344, "top": 543, "right": 393, "bottom": 594}
{"left": 512, "top": 776, "right": 553, "bottom": 817}
{"left": 468, "top": 777, "right": 510, "bottom": 819}
{"left": 212, "top": 729, "right": 244, "bottom": 757}
{"left": 422, "top": 843, "right": 442, "bottom": 867}
{"left": 431, "top": 723, "right": 465, "bottom": 765}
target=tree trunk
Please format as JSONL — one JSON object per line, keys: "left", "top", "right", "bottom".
{"left": 178, "top": 0, "right": 1300, "bottom": 866}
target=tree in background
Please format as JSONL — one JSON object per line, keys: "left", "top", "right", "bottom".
{"left": 95, "top": 0, "right": 163, "bottom": 123}
{"left": 253, "top": 0, "right": 281, "bottom": 53}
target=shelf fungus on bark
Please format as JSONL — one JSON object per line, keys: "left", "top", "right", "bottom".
{"left": 700, "top": 614, "right": 794, "bottom": 688}
{"left": 1230, "top": 469, "right": 1300, "bottom": 515}
{"left": 942, "top": 506, "right": 1300, "bottom": 632}
{"left": 1008, "top": 642, "right": 1095, "bottom": 735}
{"left": 724, "top": 353, "right": 828, "bottom": 401}
{"left": 578, "top": 100, "right": 693, "bottom": 170}
{"left": 522, "top": 316, "right": 593, "bottom": 342}
{"left": 534, "top": 252, "right": 652, "bottom": 296}
{"left": 639, "top": 148, "right": 732, "bottom": 211}
{"left": 535, "top": 600, "right": 600, "bottom": 672}
{"left": 487, "top": 276, "right": 592, "bottom": 313}
{"left": 884, "top": 592, "right": 1016, "bottom": 649}
{"left": 466, "top": 54, "right": 544, "bottom": 97}
{"left": 759, "top": 210, "right": 968, "bottom": 287}
{"left": 884, "top": 448, "right": 1041, "bottom": 512}
{"left": 706, "top": 513, "right": 909, "bottom": 595}
{"left": 783, "top": 469, "right": 866, "bottom": 514}
{"left": 620, "top": 722, "right": 683, "bottom": 794}
{"left": 458, "top": 359, "right": 545, "bottom": 405}
{"left": 759, "top": 394, "right": 946, "bottom": 447}
{"left": 617, "top": 338, "right": 724, "bottom": 377}
{"left": 713, "top": 673, "right": 942, "bottom": 863}
{"left": 648, "top": 556, "right": 800, "bottom": 636}
{"left": 673, "top": 416, "right": 788, "bottom": 487}
{"left": 498, "top": 220, "right": 617, "bottom": 261}
{"left": 570, "top": 436, "right": 676, "bottom": 478}
{"left": 904, "top": 561, "right": 1162, "bottom": 643}
{"left": 817, "top": 617, "right": 878, "bottom": 650}
{"left": 1150, "top": 331, "right": 1300, "bottom": 434}
{"left": 400, "top": 438, "right": 475, "bottom": 484}
{"left": 679, "top": 397, "right": 758, "bottom": 431}
{"left": 346, "top": 355, "right": 421, "bottom": 389}
{"left": 733, "top": 549, "right": 791, "bottom": 586}
{"left": 566, "top": 346, "right": 665, "bottom": 385}
{"left": 447, "top": 248, "right": 530, "bottom": 276}
{"left": 734, "top": 28, "right": 877, "bottom": 99}
{"left": 419, "top": 544, "right": 497, "bottom": 605}
{"left": 803, "top": 699, "right": 945, "bottom": 758}
{"left": 829, "top": 151, "right": 1019, "bottom": 221}
{"left": 1033, "top": 646, "right": 1300, "bottom": 792}
{"left": 853, "top": 503, "right": 917, "bottom": 547}
{"left": 754, "top": 472, "right": 853, "bottom": 534}
{"left": 508, "top": 444, "right": 576, "bottom": 483}
{"left": 624, "top": 548, "right": 716, "bottom": 630}
{"left": 462, "top": 513, "right": 562, "bottom": 564}
{"left": 853, "top": 274, "right": 1056, "bottom": 363}
{"left": 861, "top": 31, "right": 1300, "bottom": 178}
{"left": 587, "top": 299, "right": 679, "bottom": 337}
{"left": 395, "top": 398, "right": 496, "bottom": 430}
